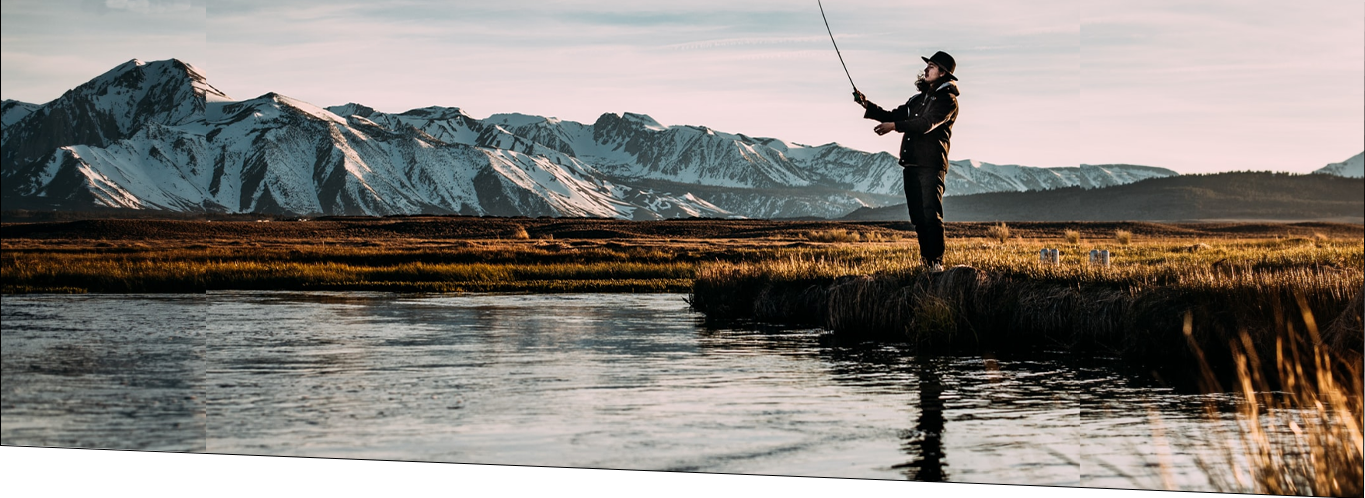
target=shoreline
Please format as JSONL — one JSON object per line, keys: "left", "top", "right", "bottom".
{"left": 4, "top": 217, "right": 1361, "bottom": 365}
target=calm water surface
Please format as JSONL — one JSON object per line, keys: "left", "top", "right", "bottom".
{"left": 1, "top": 292, "right": 1247, "bottom": 489}
{"left": 1, "top": 294, "right": 206, "bottom": 450}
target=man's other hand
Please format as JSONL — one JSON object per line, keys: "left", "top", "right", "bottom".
{"left": 874, "top": 122, "right": 896, "bottom": 135}
{"left": 853, "top": 90, "right": 868, "bottom": 108}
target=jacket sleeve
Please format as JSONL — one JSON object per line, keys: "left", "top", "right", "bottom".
{"left": 863, "top": 101, "right": 908, "bottom": 123}
{"left": 895, "top": 93, "right": 956, "bottom": 134}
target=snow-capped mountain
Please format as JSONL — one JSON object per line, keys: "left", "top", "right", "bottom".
{"left": 1313, "top": 152, "right": 1364, "bottom": 178}
{"left": 2, "top": 58, "right": 1181, "bottom": 219}
{"left": 944, "top": 160, "right": 1176, "bottom": 195}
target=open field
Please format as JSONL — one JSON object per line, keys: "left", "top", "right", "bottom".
{"left": 3, "top": 217, "right": 1360, "bottom": 293}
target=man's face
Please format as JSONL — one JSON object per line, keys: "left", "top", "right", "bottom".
{"left": 924, "top": 62, "right": 944, "bottom": 83}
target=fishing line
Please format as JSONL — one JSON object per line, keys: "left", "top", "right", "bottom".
{"left": 817, "top": 0, "right": 858, "bottom": 92}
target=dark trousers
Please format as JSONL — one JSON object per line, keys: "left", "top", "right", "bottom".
{"left": 903, "top": 166, "right": 947, "bottom": 263}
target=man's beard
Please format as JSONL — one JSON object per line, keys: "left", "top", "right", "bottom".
{"left": 915, "top": 71, "right": 933, "bottom": 92}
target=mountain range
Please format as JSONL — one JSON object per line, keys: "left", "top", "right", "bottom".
{"left": 1, "top": 59, "right": 1358, "bottom": 219}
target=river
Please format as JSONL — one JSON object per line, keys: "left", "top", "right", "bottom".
{"left": 1, "top": 292, "right": 1250, "bottom": 490}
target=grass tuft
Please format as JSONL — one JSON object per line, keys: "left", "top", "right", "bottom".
{"left": 806, "top": 229, "right": 861, "bottom": 243}
{"left": 987, "top": 222, "right": 1011, "bottom": 244}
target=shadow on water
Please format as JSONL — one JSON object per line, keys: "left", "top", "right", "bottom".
{"left": 894, "top": 357, "right": 948, "bottom": 481}
{"left": 810, "top": 343, "right": 952, "bottom": 482}
{"left": 700, "top": 323, "right": 952, "bottom": 481}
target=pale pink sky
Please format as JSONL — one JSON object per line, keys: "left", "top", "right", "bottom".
{"left": 2, "top": 0, "right": 1361, "bottom": 173}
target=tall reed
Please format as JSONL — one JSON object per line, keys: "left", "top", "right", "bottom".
{"left": 1187, "top": 299, "right": 1363, "bottom": 496}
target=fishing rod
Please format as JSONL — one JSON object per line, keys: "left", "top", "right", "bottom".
{"left": 817, "top": 0, "right": 858, "bottom": 95}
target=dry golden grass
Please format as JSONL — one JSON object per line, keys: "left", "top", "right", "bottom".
{"left": 1187, "top": 301, "right": 1363, "bottom": 496}
{"left": 695, "top": 237, "right": 1362, "bottom": 287}
{"left": 1116, "top": 229, "right": 1133, "bottom": 245}
{"left": 1064, "top": 229, "right": 1082, "bottom": 245}
{"left": 987, "top": 222, "right": 1011, "bottom": 244}
{"left": 5, "top": 233, "right": 1362, "bottom": 329}
{"left": 802, "top": 229, "right": 901, "bottom": 243}
{"left": 860, "top": 231, "right": 901, "bottom": 243}
{"left": 805, "top": 228, "right": 862, "bottom": 243}
{"left": 0, "top": 240, "right": 714, "bottom": 293}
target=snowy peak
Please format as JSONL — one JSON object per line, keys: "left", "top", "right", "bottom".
{"left": 180, "top": 61, "right": 233, "bottom": 103}
{"left": 2, "top": 58, "right": 226, "bottom": 178}
{"left": 67, "top": 58, "right": 220, "bottom": 128}
{"left": 943, "top": 159, "right": 1178, "bottom": 195}
{"left": 325, "top": 103, "right": 379, "bottom": 119}
{"left": 210, "top": 93, "right": 351, "bottom": 129}
{"left": 263, "top": 93, "right": 347, "bottom": 124}
{"left": 1, "top": 100, "right": 40, "bottom": 129}
{"left": 486, "top": 112, "right": 553, "bottom": 128}
{"left": 1313, "top": 152, "right": 1364, "bottom": 178}
{"left": 621, "top": 112, "right": 666, "bottom": 131}
{"left": 398, "top": 106, "right": 473, "bottom": 120}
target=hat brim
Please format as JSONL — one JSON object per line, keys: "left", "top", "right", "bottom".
{"left": 921, "top": 56, "right": 959, "bottom": 80}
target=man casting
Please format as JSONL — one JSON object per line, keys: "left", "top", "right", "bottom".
{"left": 854, "top": 51, "right": 960, "bottom": 272}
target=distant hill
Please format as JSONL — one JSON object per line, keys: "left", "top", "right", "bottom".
{"left": 843, "top": 171, "right": 1364, "bottom": 223}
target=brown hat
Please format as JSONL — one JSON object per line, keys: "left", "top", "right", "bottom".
{"left": 921, "top": 51, "right": 958, "bottom": 81}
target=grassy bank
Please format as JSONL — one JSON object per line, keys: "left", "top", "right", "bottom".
{"left": 1, "top": 242, "right": 711, "bottom": 293}
{"left": 690, "top": 237, "right": 1363, "bottom": 365}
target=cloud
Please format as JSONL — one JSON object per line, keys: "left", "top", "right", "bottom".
{"left": 89, "top": 0, "right": 199, "bottom": 15}
{"left": 663, "top": 36, "right": 835, "bottom": 52}
{"left": 106, "top": 0, "right": 193, "bottom": 14}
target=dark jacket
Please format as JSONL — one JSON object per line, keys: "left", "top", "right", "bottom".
{"left": 863, "top": 80, "right": 959, "bottom": 170}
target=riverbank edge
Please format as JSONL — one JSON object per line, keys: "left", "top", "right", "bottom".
{"left": 688, "top": 265, "right": 1364, "bottom": 368}
{"left": 0, "top": 278, "right": 692, "bottom": 295}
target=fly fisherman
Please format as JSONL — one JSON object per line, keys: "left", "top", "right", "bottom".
{"left": 854, "top": 51, "right": 960, "bottom": 272}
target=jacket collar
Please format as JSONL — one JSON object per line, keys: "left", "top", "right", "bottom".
{"left": 916, "top": 80, "right": 960, "bottom": 97}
